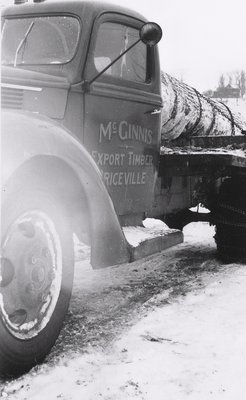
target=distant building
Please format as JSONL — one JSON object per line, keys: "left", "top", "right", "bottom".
{"left": 203, "top": 89, "right": 214, "bottom": 98}
{"left": 212, "top": 84, "right": 240, "bottom": 99}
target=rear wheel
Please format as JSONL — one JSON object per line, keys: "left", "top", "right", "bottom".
{"left": 214, "top": 177, "right": 246, "bottom": 261}
{"left": 0, "top": 189, "right": 74, "bottom": 376}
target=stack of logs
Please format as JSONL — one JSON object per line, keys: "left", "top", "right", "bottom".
{"left": 161, "top": 72, "right": 246, "bottom": 142}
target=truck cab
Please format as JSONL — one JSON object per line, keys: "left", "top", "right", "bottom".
{"left": 1, "top": 0, "right": 163, "bottom": 224}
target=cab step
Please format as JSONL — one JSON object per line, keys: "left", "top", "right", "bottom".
{"left": 123, "top": 220, "right": 183, "bottom": 261}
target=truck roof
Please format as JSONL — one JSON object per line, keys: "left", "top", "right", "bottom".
{"left": 1, "top": 0, "right": 154, "bottom": 85}
{"left": 2, "top": 0, "right": 147, "bottom": 23}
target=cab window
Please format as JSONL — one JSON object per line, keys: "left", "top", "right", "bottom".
{"left": 93, "top": 22, "right": 147, "bottom": 83}
{"left": 1, "top": 16, "right": 80, "bottom": 66}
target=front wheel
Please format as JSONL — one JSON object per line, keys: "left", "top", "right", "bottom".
{"left": 0, "top": 189, "right": 74, "bottom": 376}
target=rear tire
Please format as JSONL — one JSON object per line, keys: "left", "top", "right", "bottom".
{"left": 0, "top": 189, "right": 74, "bottom": 376}
{"left": 214, "top": 177, "right": 246, "bottom": 261}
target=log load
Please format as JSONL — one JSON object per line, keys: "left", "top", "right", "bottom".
{"left": 161, "top": 72, "right": 246, "bottom": 141}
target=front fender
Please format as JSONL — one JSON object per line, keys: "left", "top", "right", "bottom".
{"left": 1, "top": 110, "right": 131, "bottom": 267}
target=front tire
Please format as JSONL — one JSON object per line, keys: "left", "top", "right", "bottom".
{"left": 0, "top": 189, "right": 74, "bottom": 376}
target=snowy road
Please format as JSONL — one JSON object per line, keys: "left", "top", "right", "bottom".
{"left": 1, "top": 222, "right": 246, "bottom": 399}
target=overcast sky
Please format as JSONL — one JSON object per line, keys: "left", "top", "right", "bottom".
{"left": 111, "top": 0, "right": 246, "bottom": 91}
{"left": 1, "top": 0, "right": 246, "bottom": 91}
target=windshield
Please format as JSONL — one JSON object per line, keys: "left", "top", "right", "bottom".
{"left": 1, "top": 16, "right": 80, "bottom": 66}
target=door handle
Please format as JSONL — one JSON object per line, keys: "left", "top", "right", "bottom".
{"left": 145, "top": 108, "right": 162, "bottom": 115}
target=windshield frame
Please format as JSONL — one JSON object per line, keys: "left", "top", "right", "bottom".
{"left": 1, "top": 13, "right": 82, "bottom": 67}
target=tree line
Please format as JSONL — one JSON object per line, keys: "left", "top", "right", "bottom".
{"left": 218, "top": 70, "right": 246, "bottom": 97}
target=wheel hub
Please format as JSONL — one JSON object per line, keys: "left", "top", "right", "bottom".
{"left": 0, "top": 211, "right": 62, "bottom": 339}
{"left": 20, "top": 244, "right": 52, "bottom": 307}
{"left": 32, "top": 264, "right": 45, "bottom": 285}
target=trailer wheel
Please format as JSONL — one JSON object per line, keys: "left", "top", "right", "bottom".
{"left": 0, "top": 189, "right": 74, "bottom": 376}
{"left": 214, "top": 177, "right": 246, "bottom": 261}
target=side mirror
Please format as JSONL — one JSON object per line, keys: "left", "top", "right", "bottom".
{"left": 140, "top": 22, "right": 162, "bottom": 47}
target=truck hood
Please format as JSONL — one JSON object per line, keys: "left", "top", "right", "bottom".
{"left": 1, "top": 66, "right": 69, "bottom": 88}
{"left": 1, "top": 66, "right": 69, "bottom": 119}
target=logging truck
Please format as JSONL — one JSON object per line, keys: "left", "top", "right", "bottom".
{"left": 1, "top": 0, "right": 246, "bottom": 376}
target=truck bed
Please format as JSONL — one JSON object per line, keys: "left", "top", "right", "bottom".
{"left": 160, "top": 135, "right": 246, "bottom": 176}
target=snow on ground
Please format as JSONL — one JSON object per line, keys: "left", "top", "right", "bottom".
{"left": 123, "top": 218, "right": 175, "bottom": 247}
{"left": 161, "top": 146, "right": 246, "bottom": 158}
{"left": 112, "top": 267, "right": 246, "bottom": 400}
{"left": 225, "top": 98, "right": 246, "bottom": 120}
{"left": 1, "top": 222, "right": 246, "bottom": 399}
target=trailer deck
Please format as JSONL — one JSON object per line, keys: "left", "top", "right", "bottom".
{"left": 160, "top": 135, "right": 246, "bottom": 176}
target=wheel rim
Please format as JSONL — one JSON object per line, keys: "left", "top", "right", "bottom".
{"left": 0, "top": 211, "right": 63, "bottom": 340}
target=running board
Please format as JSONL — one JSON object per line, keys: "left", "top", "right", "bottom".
{"left": 123, "top": 225, "right": 183, "bottom": 261}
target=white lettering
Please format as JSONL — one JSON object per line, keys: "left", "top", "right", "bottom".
{"left": 92, "top": 151, "right": 125, "bottom": 166}
{"left": 128, "top": 152, "right": 153, "bottom": 166}
{"left": 119, "top": 121, "right": 128, "bottom": 140}
{"left": 99, "top": 121, "right": 153, "bottom": 144}
{"left": 102, "top": 171, "right": 147, "bottom": 186}
{"left": 99, "top": 122, "right": 112, "bottom": 143}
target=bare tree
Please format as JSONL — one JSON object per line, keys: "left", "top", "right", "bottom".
{"left": 227, "top": 73, "right": 232, "bottom": 86}
{"left": 219, "top": 74, "right": 225, "bottom": 88}
{"left": 240, "top": 70, "right": 246, "bottom": 97}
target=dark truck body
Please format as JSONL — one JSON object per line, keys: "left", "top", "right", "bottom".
{"left": 1, "top": 0, "right": 166, "bottom": 268}
{"left": 1, "top": 0, "right": 246, "bottom": 376}
{"left": 155, "top": 136, "right": 246, "bottom": 222}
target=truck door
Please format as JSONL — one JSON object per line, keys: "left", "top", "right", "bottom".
{"left": 83, "top": 13, "right": 162, "bottom": 218}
